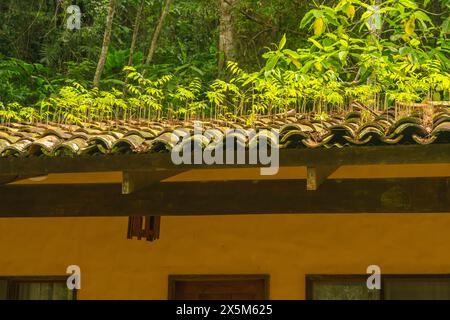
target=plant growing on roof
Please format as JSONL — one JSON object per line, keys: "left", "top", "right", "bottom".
{"left": 206, "top": 78, "right": 240, "bottom": 120}
{"left": 0, "top": 102, "right": 21, "bottom": 125}
{"left": 125, "top": 66, "right": 172, "bottom": 121}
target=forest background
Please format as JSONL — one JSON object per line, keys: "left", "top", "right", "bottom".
{"left": 0, "top": 0, "right": 449, "bottom": 124}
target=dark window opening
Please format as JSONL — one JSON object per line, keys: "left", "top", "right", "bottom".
{"left": 169, "top": 275, "right": 269, "bottom": 300}
{"left": 307, "top": 275, "right": 450, "bottom": 300}
{"left": 0, "top": 277, "right": 76, "bottom": 300}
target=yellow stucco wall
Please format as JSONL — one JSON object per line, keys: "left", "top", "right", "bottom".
{"left": 0, "top": 164, "right": 449, "bottom": 299}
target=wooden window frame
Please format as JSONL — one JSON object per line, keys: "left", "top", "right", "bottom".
{"left": 168, "top": 274, "right": 270, "bottom": 300}
{"left": 0, "top": 276, "right": 77, "bottom": 300}
{"left": 306, "top": 274, "right": 450, "bottom": 300}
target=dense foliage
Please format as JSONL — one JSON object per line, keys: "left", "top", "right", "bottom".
{"left": 0, "top": 0, "right": 449, "bottom": 125}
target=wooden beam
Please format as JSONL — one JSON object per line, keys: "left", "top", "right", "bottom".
{"left": 307, "top": 165, "right": 339, "bottom": 190}
{"left": 0, "top": 174, "right": 47, "bottom": 185}
{"left": 0, "top": 178, "right": 447, "bottom": 217}
{"left": 0, "top": 144, "right": 448, "bottom": 177}
{"left": 0, "top": 175, "right": 19, "bottom": 185}
{"left": 122, "top": 170, "right": 182, "bottom": 194}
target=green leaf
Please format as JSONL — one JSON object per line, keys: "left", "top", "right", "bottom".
{"left": 101, "top": 79, "right": 125, "bottom": 86}
{"left": 399, "top": 46, "right": 413, "bottom": 56}
{"left": 308, "top": 38, "right": 324, "bottom": 50}
{"left": 313, "top": 17, "right": 326, "bottom": 36}
{"left": 436, "top": 52, "right": 450, "bottom": 69}
{"left": 292, "top": 59, "right": 302, "bottom": 69}
{"left": 325, "top": 33, "right": 338, "bottom": 41}
{"left": 283, "top": 49, "right": 301, "bottom": 59}
{"left": 265, "top": 55, "right": 280, "bottom": 71}
{"left": 414, "top": 11, "right": 433, "bottom": 24}
{"left": 347, "top": 5, "right": 356, "bottom": 20}
{"left": 300, "top": 60, "right": 314, "bottom": 73}
{"left": 399, "top": 0, "right": 418, "bottom": 9}
{"left": 442, "top": 17, "right": 450, "bottom": 33}
{"left": 300, "top": 11, "right": 316, "bottom": 28}
{"left": 189, "top": 66, "right": 205, "bottom": 76}
{"left": 338, "top": 51, "right": 348, "bottom": 62}
{"left": 279, "top": 34, "right": 287, "bottom": 50}
{"left": 410, "top": 38, "right": 421, "bottom": 47}
{"left": 433, "top": 91, "right": 441, "bottom": 101}
{"left": 339, "top": 39, "right": 349, "bottom": 48}
{"left": 405, "top": 16, "right": 416, "bottom": 35}
{"left": 361, "top": 10, "right": 373, "bottom": 21}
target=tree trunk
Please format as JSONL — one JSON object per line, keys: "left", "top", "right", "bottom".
{"left": 144, "top": 0, "right": 172, "bottom": 66}
{"left": 127, "top": 0, "right": 144, "bottom": 67}
{"left": 218, "top": 0, "right": 235, "bottom": 72}
{"left": 93, "top": 0, "right": 116, "bottom": 88}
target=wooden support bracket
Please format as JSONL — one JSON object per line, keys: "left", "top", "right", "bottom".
{"left": 307, "top": 165, "right": 339, "bottom": 191}
{"left": 122, "top": 170, "right": 182, "bottom": 194}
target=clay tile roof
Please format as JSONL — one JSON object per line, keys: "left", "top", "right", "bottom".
{"left": 0, "top": 107, "right": 449, "bottom": 158}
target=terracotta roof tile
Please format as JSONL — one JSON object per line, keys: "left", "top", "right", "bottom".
{"left": 0, "top": 108, "right": 449, "bottom": 158}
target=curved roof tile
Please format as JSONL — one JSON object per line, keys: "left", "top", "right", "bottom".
{"left": 0, "top": 108, "right": 448, "bottom": 157}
